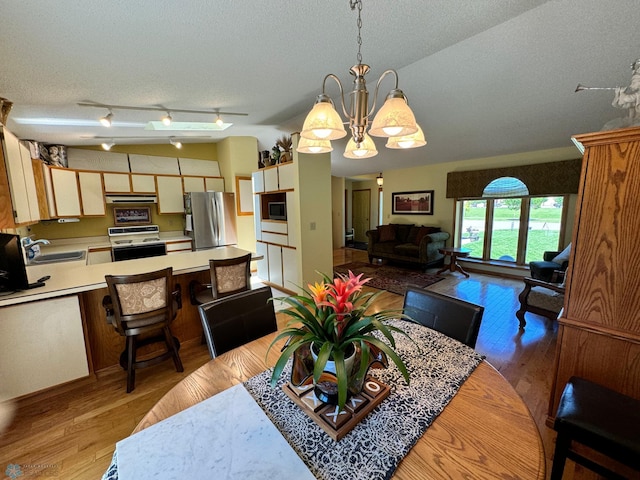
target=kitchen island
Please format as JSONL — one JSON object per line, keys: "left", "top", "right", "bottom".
{"left": 0, "top": 246, "right": 259, "bottom": 400}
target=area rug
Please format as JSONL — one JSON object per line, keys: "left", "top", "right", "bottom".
{"left": 334, "top": 262, "right": 444, "bottom": 295}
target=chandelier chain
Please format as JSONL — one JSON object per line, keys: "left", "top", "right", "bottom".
{"left": 351, "top": 0, "right": 363, "bottom": 65}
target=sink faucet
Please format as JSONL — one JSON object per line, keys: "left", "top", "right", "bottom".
{"left": 22, "top": 237, "right": 50, "bottom": 259}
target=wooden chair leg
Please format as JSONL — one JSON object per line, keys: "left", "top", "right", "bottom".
{"left": 165, "top": 327, "right": 184, "bottom": 372}
{"left": 550, "top": 431, "right": 570, "bottom": 480}
{"left": 126, "top": 336, "right": 136, "bottom": 393}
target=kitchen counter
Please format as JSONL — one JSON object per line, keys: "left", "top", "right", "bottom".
{"left": 1, "top": 245, "right": 258, "bottom": 307}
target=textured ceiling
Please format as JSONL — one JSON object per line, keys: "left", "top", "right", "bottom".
{"left": 1, "top": 0, "right": 639, "bottom": 177}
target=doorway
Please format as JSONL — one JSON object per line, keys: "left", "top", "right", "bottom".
{"left": 352, "top": 189, "right": 371, "bottom": 243}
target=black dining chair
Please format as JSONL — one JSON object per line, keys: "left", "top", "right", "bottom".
{"left": 197, "top": 284, "right": 277, "bottom": 358}
{"left": 103, "top": 267, "right": 184, "bottom": 392}
{"left": 402, "top": 286, "right": 484, "bottom": 348}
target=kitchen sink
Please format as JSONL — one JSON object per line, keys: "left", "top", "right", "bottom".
{"left": 29, "top": 250, "right": 86, "bottom": 264}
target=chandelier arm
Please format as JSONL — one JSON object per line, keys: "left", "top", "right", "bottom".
{"left": 322, "top": 74, "right": 350, "bottom": 119}
{"left": 368, "top": 69, "right": 400, "bottom": 117}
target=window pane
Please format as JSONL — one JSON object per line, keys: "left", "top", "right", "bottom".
{"left": 460, "top": 200, "right": 485, "bottom": 258}
{"left": 525, "top": 196, "right": 562, "bottom": 262}
{"left": 490, "top": 198, "right": 521, "bottom": 262}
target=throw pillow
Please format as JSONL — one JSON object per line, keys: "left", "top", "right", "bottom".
{"left": 406, "top": 226, "right": 421, "bottom": 244}
{"left": 377, "top": 225, "right": 397, "bottom": 242}
{"left": 552, "top": 243, "right": 571, "bottom": 264}
{"left": 390, "top": 224, "right": 414, "bottom": 243}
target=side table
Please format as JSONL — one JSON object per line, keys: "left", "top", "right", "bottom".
{"left": 437, "top": 247, "right": 471, "bottom": 278}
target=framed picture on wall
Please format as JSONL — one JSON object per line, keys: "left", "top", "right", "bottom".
{"left": 391, "top": 190, "right": 434, "bottom": 215}
{"left": 113, "top": 207, "right": 152, "bottom": 225}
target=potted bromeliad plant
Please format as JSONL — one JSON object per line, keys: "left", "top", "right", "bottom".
{"left": 268, "top": 271, "right": 412, "bottom": 410}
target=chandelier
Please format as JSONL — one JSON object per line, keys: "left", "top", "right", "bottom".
{"left": 299, "top": 0, "right": 426, "bottom": 158}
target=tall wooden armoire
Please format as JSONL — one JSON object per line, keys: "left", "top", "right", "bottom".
{"left": 549, "top": 126, "right": 640, "bottom": 421}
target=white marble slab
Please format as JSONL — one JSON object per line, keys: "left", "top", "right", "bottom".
{"left": 116, "top": 384, "right": 315, "bottom": 480}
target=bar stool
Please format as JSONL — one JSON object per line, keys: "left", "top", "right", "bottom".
{"left": 188, "top": 253, "right": 252, "bottom": 306}
{"left": 551, "top": 376, "right": 640, "bottom": 479}
{"left": 103, "top": 267, "right": 184, "bottom": 393}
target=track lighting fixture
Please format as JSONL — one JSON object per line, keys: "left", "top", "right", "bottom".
{"left": 99, "top": 111, "right": 113, "bottom": 127}
{"left": 169, "top": 137, "right": 182, "bottom": 149}
{"left": 101, "top": 140, "right": 115, "bottom": 151}
{"left": 78, "top": 102, "right": 247, "bottom": 131}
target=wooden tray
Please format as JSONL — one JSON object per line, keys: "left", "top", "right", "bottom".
{"left": 282, "top": 376, "right": 390, "bottom": 441}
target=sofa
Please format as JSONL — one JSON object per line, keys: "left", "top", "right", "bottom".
{"left": 366, "top": 224, "right": 450, "bottom": 268}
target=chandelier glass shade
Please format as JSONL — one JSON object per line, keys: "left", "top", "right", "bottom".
{"left": 344, "top": 132, "right": 378, "bottom": 159}
{"left": 300, "top": 0, "right": 423, "bottom": 158}
{"left": 386, "top": 124, "right": 427, "bottom": 149}
{"left": 296, "top": 136, "right": 333, "bottom": 154}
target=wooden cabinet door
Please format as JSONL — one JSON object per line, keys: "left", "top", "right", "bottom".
{"left": 282, "top": 246, "right": 300, "bottom": 293}
{"left": 103, "top": 173, "right": 131, "bottom": 193}
{"left": 252, "top": 170, "right": 264, "bottom": 193}
{"left": 50, "top": 167, "right": 81, "bottom": 217}
{"left": 278, "top": 163, "right": 295, "bottom": 190}
{"left": 131, "top": 174, "right": 156, "bottom": 193}
{"left": 264, "top": 167, "right": 279, "bottom": 192}
{"left": 156, "top": 175, "right": 184, "bottom": 213}
{"left": 1, "top": 127, "right": 36, "bottom": 224}
{"left": 255, "top": 241, "right": 269, "bottom": 282}
{"left": 267, "top": 244, "right": 283, "bottom": 287}
{"left": 182, "top": 176, "right": 205, "bottom": 193}
{"left": 78, "top": 171, "right": 105, "bottom": 216}
{"left": 204, "top": 177, "right": 224, "bottom": 192}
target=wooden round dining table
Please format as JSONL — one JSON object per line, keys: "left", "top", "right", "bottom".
{"left": 134, "top": 330, "right": 545, "bottom": 479}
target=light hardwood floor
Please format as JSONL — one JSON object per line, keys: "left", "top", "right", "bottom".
{"left": 0, "top": 248, "right": 600, "bottom": 479}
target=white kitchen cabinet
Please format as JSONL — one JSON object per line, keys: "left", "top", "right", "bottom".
{"left": 129, "top": 154, "right": 180, "bottom": 175}
{"left": 205, "top": 177, "right": 225, "bottom": 192}
{"left": 278, "top": 163, "right": 295, "bottom": 190}
{"left": 0, "top": 295, "right": 89, "bottom": 399}
{"left": 178, "top": 157, "right": 221, "bottom": 176}
{"left": 50, "top": 167, "right": 81, "bottom": 217}
{"left": 103, "top": 172, "right": 131, "bottom": 192}
{"left": 166, "top": 239, "right": 192, "bottom": 254}
{"left": 156, "top": 175, "right": 184, "bottom": 213}
{"left": 282, "top": 246, "right": 300, "bottom": 291}
{"left": 0, "top": 127, "right": 40, "bottom": 225}
{"left": 254, "top": 194, "right": 262, "bottom": 241}
{"left": 252, "top": 170, "right": 265, "bottom": 193}
{"left": 78, "top": 171, "right": 105, "bottom": 216}
{"left": 183, "top": 176, "right": 205, "bottom": 193}
{"left": 286, "top": 190, "right": 299, "bottom": 248}
{"left": 267, "top": 243, "right": 283, "bottom": 287}
{"left": 264, "top": 166, "right": 279, "bottom": 192}
{"left": 87, "top": 247, "right": 112, "bottom": 264}
{"left": 67, "top": 148, "right": 129, "bottom": 172}
{"left": 255, "top": 241, "right": 269, "bottom": 282}
{"left": 131, "top": 173, "right": 156, "bottom": 193}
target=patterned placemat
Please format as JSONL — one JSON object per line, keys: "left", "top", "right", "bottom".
{"left": 244, "top": 320, "right": 484, "bottom": 480}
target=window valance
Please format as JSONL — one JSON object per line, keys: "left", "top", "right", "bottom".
{"left": 446, "top": 159, "right": 582, "bottom": 199}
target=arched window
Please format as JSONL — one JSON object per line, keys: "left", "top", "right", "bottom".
{"left": 483, "top": 177, "right": 529, "bottom": 197}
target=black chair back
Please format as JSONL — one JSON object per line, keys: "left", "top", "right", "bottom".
{"left": 402, "top": 286, "right": 484, "bottom": 348}
{"left": 198, "top": 285, "right": 277, "bottom": 358}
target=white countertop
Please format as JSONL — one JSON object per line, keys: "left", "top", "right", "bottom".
{"left": 0, "top": 245, "right": 258, "bottom": 308}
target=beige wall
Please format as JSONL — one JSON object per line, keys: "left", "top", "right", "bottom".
{"left": 216, "top": 137, "right": 258, "bottom": 253}
{"left": 331, "top": 176, "right": 345, "bottom": 248}
{"left": 383, "top": 146, "right": 580, "bottom": 235}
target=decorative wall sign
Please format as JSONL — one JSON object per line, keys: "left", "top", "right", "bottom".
{"left": 113, "top": 207, "right": 151, "bottom": 225}
{"left": 391, "top": 190, "right": 434, "bottom": 215}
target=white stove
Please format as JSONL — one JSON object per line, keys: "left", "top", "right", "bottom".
{"left": 108, "top": 225, "right": 167, "bottom": 261}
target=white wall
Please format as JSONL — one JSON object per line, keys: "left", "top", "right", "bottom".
{"left": 331, "top": 176, "right": 345, "bottom": 248}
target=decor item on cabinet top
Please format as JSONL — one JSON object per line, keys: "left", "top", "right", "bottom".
{"left": 276, "top": 134, "right": 293, "bottom": 163}
{"left": 0, "top": 97, "right": 12, "bottom": 124}
{"left": 576, "top": 58, "right": 640, "bottom": 130}
{"left": 268, "top": 270, "right": 412, "bottom": 410}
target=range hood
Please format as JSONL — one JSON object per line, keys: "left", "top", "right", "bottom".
{"left": 105, "top": 194, "right": 157, "bottom": 204}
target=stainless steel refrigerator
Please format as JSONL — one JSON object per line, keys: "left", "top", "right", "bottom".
{"left": 184, "top": 192, "right": 237, "bottom": 250}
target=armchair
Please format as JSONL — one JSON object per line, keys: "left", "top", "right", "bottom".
{"left": 516, "top": 277, "right": 565, "bottom": 328}
{"left": 529, "top": 245, "right": 570, "bottom": 282}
